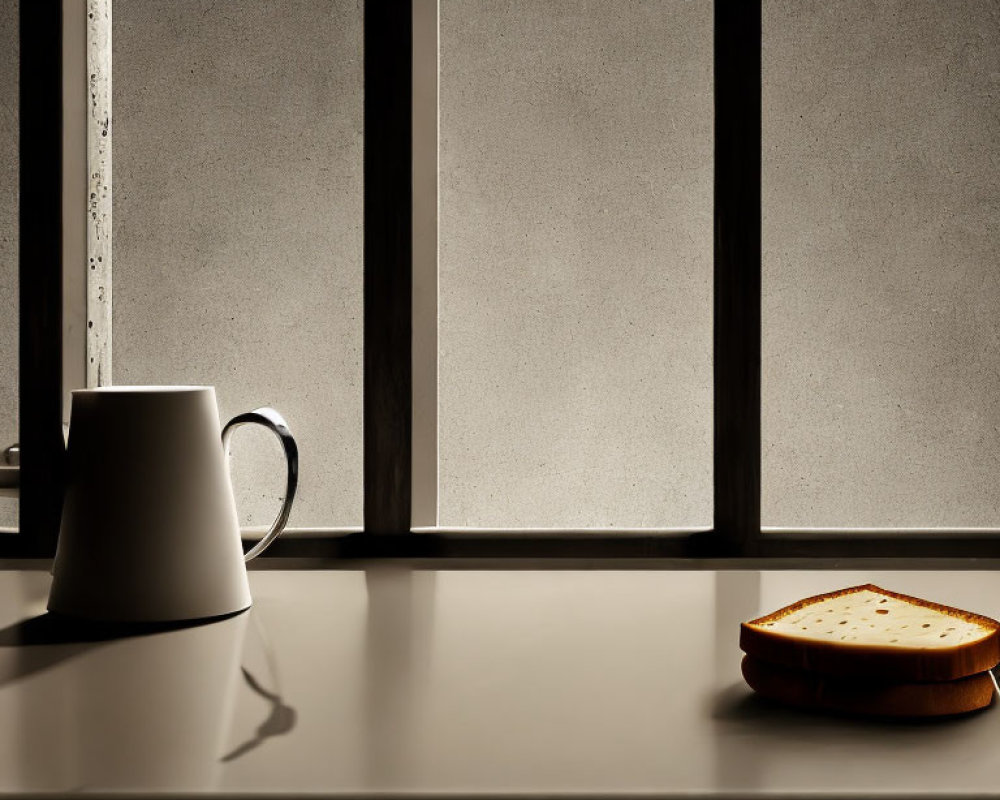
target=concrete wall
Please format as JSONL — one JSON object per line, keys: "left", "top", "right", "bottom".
{"left": 112, "top": 1, "right": 363, "bottom": 529}
{"left": 0, "top": 0, "right": 17, "bottom": 529}
{"left": 439, "top": 0, "right": 714, "bottom": 527}
{"left": 762, "top": 0, "right": 1000, "bottom": 527}
{"left": 107, "top": 0, "right": 1000, "bottom": 530}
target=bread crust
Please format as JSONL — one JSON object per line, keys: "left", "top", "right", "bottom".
{"left": 741, "top": 654, "right": 995, "bottom": 718}
{"left": 740, "top": 584, "right": 1000, "bottom": 681}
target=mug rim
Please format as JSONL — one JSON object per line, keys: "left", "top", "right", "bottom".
{"left": 72, "top": 385, "right": 213, "bottom": 394}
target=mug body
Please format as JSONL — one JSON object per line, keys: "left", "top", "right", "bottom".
{"left": 48, "top": 386, "right": 252, "bottom": 622}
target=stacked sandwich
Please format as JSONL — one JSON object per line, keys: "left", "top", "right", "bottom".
{"left": 740, "top": 584, "right": 1000, "bottom": 718}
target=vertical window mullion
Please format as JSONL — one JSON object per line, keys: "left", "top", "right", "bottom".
{"left": 19, "top": 0, "right": 65, "bottom": 555}
{"left": 364, "top": 1, "right": 413, "bottom": 535}
{"left": 713, "top": 0, "right": 762, "bottom": 555}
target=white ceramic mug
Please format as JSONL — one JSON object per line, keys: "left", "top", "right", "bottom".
{"left": 48, "top": 386, "right": 298, "bottom": 622}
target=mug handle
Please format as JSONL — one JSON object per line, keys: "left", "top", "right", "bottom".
{"left": 222, "top": 407, "right": 299, "bottom": 562}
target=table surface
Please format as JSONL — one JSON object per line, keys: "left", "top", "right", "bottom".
{"left": 1, "top": 566, "right": 1000, "bottom": 798}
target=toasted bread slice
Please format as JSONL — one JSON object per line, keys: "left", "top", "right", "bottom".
{"left": 742, "top": 655, "right": 996, "bottom": 718}
{"left": 740, "top": 584, "right": 1000, "bottom": 681}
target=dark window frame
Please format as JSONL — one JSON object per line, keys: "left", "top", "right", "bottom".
{"left": 14, "top": 0, "right": 64, "bottom": 558}
{"left": 10, "top": 0, "right": 1000, "bottom": 562}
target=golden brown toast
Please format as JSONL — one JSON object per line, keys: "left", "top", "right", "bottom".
{"left": 740, "top": 584, "right": 1000, "bottom": 681}
{"left": 742, "top": 655, "right": 995, "bottom": 718}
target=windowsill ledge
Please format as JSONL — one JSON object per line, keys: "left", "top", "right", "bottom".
{"left": 0, "top": 566, "right": 998, "bottom": 798}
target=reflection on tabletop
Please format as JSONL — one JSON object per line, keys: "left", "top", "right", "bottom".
{"left": 0, "top": 570, "right": 294, "bottom": 792}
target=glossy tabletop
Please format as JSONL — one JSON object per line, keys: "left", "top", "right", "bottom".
{"left": 1, "top": 567, "right": 1000, "bottom": 797}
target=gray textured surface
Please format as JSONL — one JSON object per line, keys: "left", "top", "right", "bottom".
{"left": 0, "top": 0, "right": 17, "bottom": 529}
{"left": 763, "top": 0, "right": 1000, "bottom": 527}
{"left": 439, "top": 0, "right": 713, "bottom": 527}
{"left": 112, "top": 1, "right": 363, "bottom": 529}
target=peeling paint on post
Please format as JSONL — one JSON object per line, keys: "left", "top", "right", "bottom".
{"left": 86, "top": 0, "right": 111, "bottom": 387}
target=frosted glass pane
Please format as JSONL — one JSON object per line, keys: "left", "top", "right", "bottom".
{"left": 439, "top": 0, "right": 713, "bottom": 528}
{"left": 763, "top": 1, "right": 1000, "bottom": 527}
{"left": 113, "top": 1, "right": 362, "bottom": 528}
{"left": 0, "top": 0, "right": 17, "bottom": 531}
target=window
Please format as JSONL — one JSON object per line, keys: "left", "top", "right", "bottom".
{"left": 762, "top": 0, "right": 1000, "bottom": 532}
{"left": 437, "top": 0, "right": 713, "bottom": 529}
{"left": 8, "top": 1, "right": 1000, "bottom": 561}
{"left": 111, "top": 0, "right": 364, "bottom": 534}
